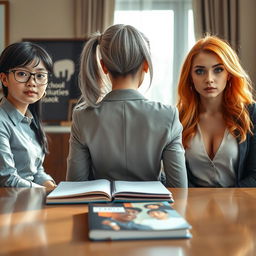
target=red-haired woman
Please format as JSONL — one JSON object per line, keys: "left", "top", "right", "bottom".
{"left": 177, "top": 35, "right": 256, "bottom": 187}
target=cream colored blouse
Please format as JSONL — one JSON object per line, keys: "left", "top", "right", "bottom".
{"left": 185, "top": 125, "right": 238, "bottom": 187}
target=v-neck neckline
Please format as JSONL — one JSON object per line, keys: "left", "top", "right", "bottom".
{"left": 197, "top": 124, "right": 227, "bottom": 162}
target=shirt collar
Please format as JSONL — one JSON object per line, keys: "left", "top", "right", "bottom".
{"left": 102, "top": 89, "right": 147, "bottom": 102}
{"left": 0, "top": 97, "right": 33, "bottom": 125}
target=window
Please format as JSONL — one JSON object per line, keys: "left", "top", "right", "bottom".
{"left": 114, "top": 0, "right": 195, "bottom": 105}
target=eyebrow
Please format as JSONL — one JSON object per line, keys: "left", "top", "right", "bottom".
{"left": 35, "top": 68, "right": 48, "bottom": 72}
{"left": 15, "top": 67, "right": 48, "bottom": 72}
{"left": 193, "top": 63, "right": 224, "bottom": 69}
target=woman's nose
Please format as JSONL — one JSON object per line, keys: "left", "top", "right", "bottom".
{"left": 206, "top": 71, "right": 214, "bottom": 84}
{"left": 26, "top": 74, "right": 37, "bottom": 87}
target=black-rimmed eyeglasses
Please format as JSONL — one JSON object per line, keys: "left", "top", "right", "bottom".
{"left": 7, "top": 69, "right": 49, "bottom": 85}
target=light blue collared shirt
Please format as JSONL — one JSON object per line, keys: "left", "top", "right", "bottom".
{"left": 0, "top": 97, "right": 54, "bottom": 187}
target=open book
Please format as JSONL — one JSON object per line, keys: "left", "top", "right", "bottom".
{"left": 46, "top": 179, "right": 173, "bottom": 204}
{"left": 88, "top": 201, "right": 192, "bottom": 241}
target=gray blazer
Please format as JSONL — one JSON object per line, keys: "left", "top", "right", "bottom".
{"left": 67, "top": 89, "right": 187, "bottom": 187}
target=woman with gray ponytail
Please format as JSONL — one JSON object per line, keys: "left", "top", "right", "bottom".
{"left": 67, "top": 24, "right": 187, "bottom": 187}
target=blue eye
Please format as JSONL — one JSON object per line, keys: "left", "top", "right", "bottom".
{"left": 214, "top": 67, "right": 224, "bottom": 73}
{"left": 194, "top": 69, "right": 205, "bottom": 75}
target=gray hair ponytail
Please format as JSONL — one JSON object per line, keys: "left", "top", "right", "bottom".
{"left": 78, "top": 32, "right": 103, "bottom": 107}
{"left": 78, "top": 24, "right": 153, "bottom": 107}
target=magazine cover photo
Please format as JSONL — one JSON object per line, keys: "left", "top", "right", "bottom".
{"left": 88, "top": 201, "right": 191, "bottom": 241}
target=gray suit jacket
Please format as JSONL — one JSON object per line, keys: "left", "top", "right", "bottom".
{"left": 67, "top": 89, "right": 187, "bottom": 187}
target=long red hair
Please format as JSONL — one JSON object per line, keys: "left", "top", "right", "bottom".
{"left": 177, "top": 36, "right": 254, "bottom": 148}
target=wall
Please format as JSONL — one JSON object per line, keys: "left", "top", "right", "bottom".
{"left": 7, "top": 0, "right": 256, "bottom": 89}
{"left": 239, "top": 0, "right": 256, "bottom": 88}
{"left": 9, "top": 0, "right": 74, "bottom": 43}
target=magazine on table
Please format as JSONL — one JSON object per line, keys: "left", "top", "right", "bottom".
{"left": 88, "top": 201, "right": 192, "bottom": 241}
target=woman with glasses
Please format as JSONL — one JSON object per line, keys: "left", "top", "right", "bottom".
{"left": 66, "top": 24, "right": 187, "bottom": 187}
{"left": 0, "top": 42, "right": 56, "bottom": 188}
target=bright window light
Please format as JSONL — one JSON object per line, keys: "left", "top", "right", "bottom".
{"left": 114, "top": 0, "right": 195, "bottom": 105}
{"left": 115, "top": 10, "right": 174, "bottom": 104}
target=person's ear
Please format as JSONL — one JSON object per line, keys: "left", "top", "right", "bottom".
{"left": 100, "top": 59, "right": 108, "bottom": 74}
{"left": 143, "top": 61, "right": 149, "bottom": 73}
{"left": 0, "top": 73, "right": 8, "bottom": 87}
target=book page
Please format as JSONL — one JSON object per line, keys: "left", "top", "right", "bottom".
{"left": 112, "top": 181, "right": 171, "bottom": 196}
{"left": 47, "top": 179, "right": 111, "bottom": 199}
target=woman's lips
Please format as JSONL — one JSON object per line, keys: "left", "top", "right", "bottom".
{"left": 24, "top": 90, "right": 38, "bottom": 96}
{"left": 204, "top": 87, "right": 216, "bottom": 92}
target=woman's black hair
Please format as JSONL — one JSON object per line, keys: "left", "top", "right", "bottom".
{"left": 0, "top": 41, "right": 53, "bottom": 153}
